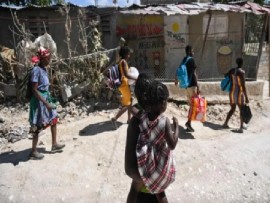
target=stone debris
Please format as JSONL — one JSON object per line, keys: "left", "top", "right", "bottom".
{"left": 0, "top": 96, "right": 264, "bottom": 146}
{"left": 0, "top": 95, "right": 119, "bottom": 145}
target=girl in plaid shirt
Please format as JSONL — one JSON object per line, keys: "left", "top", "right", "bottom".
{"left": 125, "top": 75, "right": 179, "bottom": 203}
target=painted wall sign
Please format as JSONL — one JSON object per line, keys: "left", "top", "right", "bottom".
{"left": 116, "top": 15, "right": 163, "bottom": 39}
{"left": 164, "top": 15, "right": 188, "bottom": 79}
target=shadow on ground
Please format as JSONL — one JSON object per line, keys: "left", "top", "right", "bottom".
{"left": 0, "top": 147, "right": 52, "bottom": 165}
{"left": 178, "top": 125, "right": 195, "bottom": 139}
{"left": 79, "top": 120, "right": 124, "bottom": 136}
{"left": 203, "top": 121, "right": 223, "bottom": 130}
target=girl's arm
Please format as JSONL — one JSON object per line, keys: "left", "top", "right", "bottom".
{"left": 121, "top": 60, "right": 137, "bottom": 80}
{"left": 164, "top": 117, "right": 179, "bottom": 150}
{"left": 125, "top": 116, "right": 142, "bottom": 182}
{"left": 129, "top": 103, "right": 145, "bottom": 119}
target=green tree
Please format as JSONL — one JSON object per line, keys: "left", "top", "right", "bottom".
{"left": 0, "top": 0, "right": 65, "bottom": 6}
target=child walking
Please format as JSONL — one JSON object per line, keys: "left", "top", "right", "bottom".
{"left": 111, "top": 46, "right": 137, "bottom": 129}
{"left": 125, "top": 76, "right": 179, "bottom": 203}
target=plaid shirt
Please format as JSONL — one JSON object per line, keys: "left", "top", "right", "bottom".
{"left": 136, "top": 113, "right": 176, "bottom": 194}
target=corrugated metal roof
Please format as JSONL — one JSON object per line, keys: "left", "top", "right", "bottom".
{"left": 119, "top": 2, "right": 270, "bottom": 15}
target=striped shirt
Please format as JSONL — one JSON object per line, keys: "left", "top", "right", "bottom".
{"left": 136, "top": 112, "right": 176, "bottom": 194}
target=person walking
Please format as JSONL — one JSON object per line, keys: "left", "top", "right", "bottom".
{"left": 29, "top": 48, "right": 65, "bottom": 160}
{"left": 111, "top": 46, "right": 137, "bottom": 129}
{"left": 125, "top": 77, "right": 179, "bottom": 203}
{"left": 175, "top": 45, "right": 200, "bottom": 132}
{"left": 223, "top": 57, "right": 249, "bottom": 133}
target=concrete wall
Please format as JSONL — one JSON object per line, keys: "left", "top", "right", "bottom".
{"left": 257, "top": 46, "right": 269, "bottom": 81}
{"left": 166, "top": 80, "right": 265, "bottom": 103}
{"left": 189, "top": 12, "right": 244, "bottom": 80}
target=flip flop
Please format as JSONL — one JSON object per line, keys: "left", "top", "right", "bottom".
{"left": 185, "top": 122, "right": 194, "bottom": 132}
{"left": 221, "top": 124, "right": 230, "bottom": 129}
{"left": 232, "top": 128, "right": 243, "bottom": 133}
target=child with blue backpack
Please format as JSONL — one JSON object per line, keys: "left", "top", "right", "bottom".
{"left": 175, "top": 45, "right": 200, "bottom": 132}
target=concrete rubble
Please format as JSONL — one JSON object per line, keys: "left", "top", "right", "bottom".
{"left": 0, "top": 93, "right": 265, "bottom": 146}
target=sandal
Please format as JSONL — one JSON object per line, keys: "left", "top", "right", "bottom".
{"left": 232, "top": 128, "right": 244, "bottom": 133}
{"left": 51, "top": 143, "right": 65, "bottom": 152}
{"left": 29, "top": 151, "right": 44, "bottom": 160}
{"left": 185, "top": 122, "right": 194, "bottom": 132}
{"left": 222, "top": 124, "right": 230, "bottom": 129}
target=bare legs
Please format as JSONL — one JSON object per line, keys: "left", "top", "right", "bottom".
{"left": 112, "top": 105, "right": 131, "bottom": 129}
{"left": 127, "top": 180, "right": 144, "bottom": 203}
{"left": 223, "top": 104, "right": 236, "bottom": 127}
{"left": 31, "top": 133, "right": 39, "bottom": 153}
{"left": 51, "top": 124, "right": 57, "bottom": 146}
{"left": 114, "top": 106, "right": 129, "bottom": 121}
{"left": 223, "top": 104, "right": 243, "bottom": 131}
{"left": 30, "top": 124, "right": 64, "bottom": 159}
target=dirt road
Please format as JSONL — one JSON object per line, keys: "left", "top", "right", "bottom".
{"left": 0, "top": 99, "right": 270, "bottom": 203}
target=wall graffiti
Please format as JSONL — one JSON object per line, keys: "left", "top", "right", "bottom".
{"left": 138, "top": 39, "right": 165, "bottom": 49}
{"left": 116, "top": 25, "right": 163, "bottom": 38}
{"left": 166, "top": 31, "right": 185, "bottom": 43}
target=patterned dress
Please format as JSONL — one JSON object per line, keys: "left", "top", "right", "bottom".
{"left": 29, "top": 66, "right": 58, "bottom": 133}
{"left": 136, "top": 112, "right": 176, "bottom": 194}
{"left": 229, "top": 68, "right": 245, "bottom": 105}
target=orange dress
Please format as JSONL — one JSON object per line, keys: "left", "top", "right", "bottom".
{"left": 118, "top": 59, "right": 131, "bottom": 106}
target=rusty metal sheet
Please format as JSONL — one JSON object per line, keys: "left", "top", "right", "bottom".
{"left": 119, "top": 2, "right": 270, "bottom": 16}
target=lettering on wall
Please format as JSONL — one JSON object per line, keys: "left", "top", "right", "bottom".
{"left": 138, "top": 39, "right": 165, "bottom": 49}
{"left": 116, "top": 24, "right": 163, "bottom": 38}
{"left": 165, "top": 19, "right": 187, "bottom": 50}
{"left": 166, "top": 31, "right": 185, "bottom": 43}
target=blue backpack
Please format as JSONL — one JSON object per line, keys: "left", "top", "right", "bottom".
{"left": 220, "top": 75, "right": 232, "bottom": 92}
{"left": 177, "top": 57, "right": 192, "bottom": 88}
{"left": 107, "top": 64, "right": 122, "bottom": 89}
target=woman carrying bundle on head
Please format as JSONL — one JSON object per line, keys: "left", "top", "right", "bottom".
{"left": 28, "top": 48, "right": 65, "bottom": 160}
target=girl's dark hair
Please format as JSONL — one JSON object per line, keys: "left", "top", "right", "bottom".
{"left": 147, "top": 80, "right": 169, "bottom": 106}
{"left": 135, "top": 74, "right": 169, "bottom": 109}
{"left": 119, "top": 46, "right": 131, "bottom": 59}
{"left": 134, "top": 73, "right": 152, "bottom": 109}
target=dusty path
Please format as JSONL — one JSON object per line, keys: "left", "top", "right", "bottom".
{"left": 0, "top": 100, "right": 270, "bottom": 203}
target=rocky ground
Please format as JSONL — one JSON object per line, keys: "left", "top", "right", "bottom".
{"left": 0, "top": 95, "right": 265, "bottom": 146}
{"left": 0, "top": 96, "right": 270, "bottom": 203}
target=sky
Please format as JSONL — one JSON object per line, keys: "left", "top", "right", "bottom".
{"left": 65, "top": 0, "right": 140, "bottom": 7}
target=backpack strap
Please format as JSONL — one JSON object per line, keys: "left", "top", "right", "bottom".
{"left": 182, "top": 56, "right": 192, "bottom": 65}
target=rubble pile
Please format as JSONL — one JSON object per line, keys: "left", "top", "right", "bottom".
{"left": 0, "top": 95, "right": 119, "bottom": 146}
{"left": 0, "top": 95, "right": 264, "bottom": 147}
